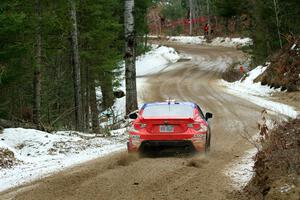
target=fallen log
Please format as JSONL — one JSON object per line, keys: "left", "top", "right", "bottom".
{"left": 0, "top": 118, "right": 38, "bottom": 129}
{"left": 0, "top": 119, "right": 54, "bottom": 133}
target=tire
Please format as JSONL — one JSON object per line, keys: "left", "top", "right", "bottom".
{"left": 127, "top": 142, "right": 129, "bottom": 153}
{"left": 127, "top": 142, "right": 133, "bottom": 153}
{"left": 205, "top": 131, "right": 211, "bottom": 153}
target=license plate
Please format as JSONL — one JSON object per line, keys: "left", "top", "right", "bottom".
{"left": 160, "top": 125, "right": 174, "bottom": 132}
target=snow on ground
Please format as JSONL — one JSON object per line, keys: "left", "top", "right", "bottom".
{"left": 0, "top": 128, "right": 127, "bottom": 192}
{"left": 209, "top": 37, "right": 253, "bottom": 47}
{"left": 111, "top": 45, "right": 182, "bottom": 122}
{"left": 136, "top": 45, "right": 180, "bottom": 76}
{"left": 222, "top": 64, "right": 299, "bottom": 190}
{"left": 224, "top": 148, "right": 257, "bottom": 190}
{"left": 167, "top": 36, "right": 253, "bottom": 47}
{"left": 225, "top": 117, "right": 278, "bottom": 190}
{"left": 167, "top": 36, "right": 206, "bottom": 45}
{"left": 0, "top": 44, "right": 183, "bottom": 192}
{"left": 221, "top": 65, "right": 281, "bottom": 96}
{"left": 224, "top": 110, "right": 280, "bottom": 190}
{"left": 219, "top": 65, "right": 300, "bottom": 119}
{"left": 2, "top": 37, "right": 296, "bottom": 193}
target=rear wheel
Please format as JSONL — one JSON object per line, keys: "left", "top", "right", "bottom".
{"left": 205, "top": 131, "right": 211, "bottom": 153}
{"left": 127, "top": 142, "right": 135, "bottom": 153}
{"left": 127, "top": 142, "right": 130, "bottom": 153}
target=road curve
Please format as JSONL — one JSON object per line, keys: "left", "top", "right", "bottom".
{"left": 0, "top": 44, "right": 263, "bottom": 200}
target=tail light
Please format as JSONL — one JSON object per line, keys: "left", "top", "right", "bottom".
{"left": 133, "top": 123, "right": 147, "bottom": 130}
{"left": 188, "top": 123, "right": 207, "bottom": 132}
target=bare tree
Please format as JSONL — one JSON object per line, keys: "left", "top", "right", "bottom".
{"left": 148, "top": 7, "right": 161, "bottom": 37}
{"left": 124, "top": 0, "right": 138, "bottom": 114}
{"left": 33, "top": 0, "right": 42, "bottom": 127}
{"left": 69, "top": 0, "right": 83, "bottom": 131}
{"left": 192, "top": 0, "right": 203, "bottom": 19}
{"left": 190, "top": 0, "right": 203, "bottom": 35}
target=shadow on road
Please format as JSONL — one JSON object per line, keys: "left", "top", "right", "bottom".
{"left": 139, "top": 146, "right": 199, "bottom": 158}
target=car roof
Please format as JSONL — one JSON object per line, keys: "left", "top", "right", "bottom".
{"left": 141, "top": 101, "right": 197, "bottom": 109}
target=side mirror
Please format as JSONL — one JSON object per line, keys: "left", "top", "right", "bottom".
{"left": 128, "top": 112, "right": 138, "bottom": 120}
{"left": 205, "top": 112, "right": 213, "bottom": 120}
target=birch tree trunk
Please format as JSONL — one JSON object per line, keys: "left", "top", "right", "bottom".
{"left": 69, "top": 0, "right": 83, "bottom": 131}
{"left": 124, "top": 0, "right": 138, "bottom": 114}
{"left": 33, "top": 0, "right": 42, "bottom": 127}
{"left": 206, "top": 0, "right": 211, "bottom": 37}
{"left": 189, "top": 0, "right": 193, "bottom": 35}
{"left": 273, "top": 0, "right": 283, "bottom": 48}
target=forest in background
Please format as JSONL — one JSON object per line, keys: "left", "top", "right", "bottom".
{"left": 0, "top": 0, "right": 299, "bottom": 133}
{"left": 0, "top": 0, "right": 151, "bottom": 133}
{"left": 150, "top": 0, "right": 300, "bottom": 64}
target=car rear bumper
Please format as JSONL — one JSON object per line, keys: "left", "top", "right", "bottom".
{"left": 140, "top": 140, "right": 196, "bottom": 152}
{"left": 127, "top": 138, "right": 206, "bottom": 153}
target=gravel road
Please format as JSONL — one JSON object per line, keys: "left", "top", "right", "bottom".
{"left": 0, "top": 44, "right": 263, "bottom": 200}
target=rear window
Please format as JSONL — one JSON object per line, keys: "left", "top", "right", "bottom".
{"left": 142, "top": 104, "right": 194, "bottom": 118}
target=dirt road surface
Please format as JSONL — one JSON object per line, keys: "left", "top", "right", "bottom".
{"left": 0, "top": 44, "right": 264, "bottom": 200}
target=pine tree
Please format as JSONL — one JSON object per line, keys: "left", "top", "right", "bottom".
{"left": 33, "top": 0, "right": 42, "bottom": 127}
{"left": 69, "top": 0, "right": 83, "bottom": 132}
{"left": 0, "top": 0, "right": 150, "bottom": 131}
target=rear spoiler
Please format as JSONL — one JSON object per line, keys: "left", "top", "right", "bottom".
{"left": 140, "top": 117, "right": 194, "bottom": 124}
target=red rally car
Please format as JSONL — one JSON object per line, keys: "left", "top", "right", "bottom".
{"left": 127, "top": 101, "right": 213, "bottom": 153}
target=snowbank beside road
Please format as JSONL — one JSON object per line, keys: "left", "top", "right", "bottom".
{"left": 210, "top": 37, "right": 253, "bottom": 47}
{"left": 221, "top": 65, "right": 280, "bottom": 96}
{"left": 167, "top": 36, "right": 206, "bottom": 45}
{"left": 0, "top": 128, "right": 127, "bottom": 192}
{"left": 167, "top": 36, "right": 253, "bottom": 47}
{"left": 111, "top": 45, "right": 181, "bottom": 122}
{"left": 219, "top": 65, "right": 299, "bottom": 119}
{"left": 225, "top": 148, "right": 257, "bottom": 190}
{"left": 136, "top": 45, "right": 180, "bottom": 76}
